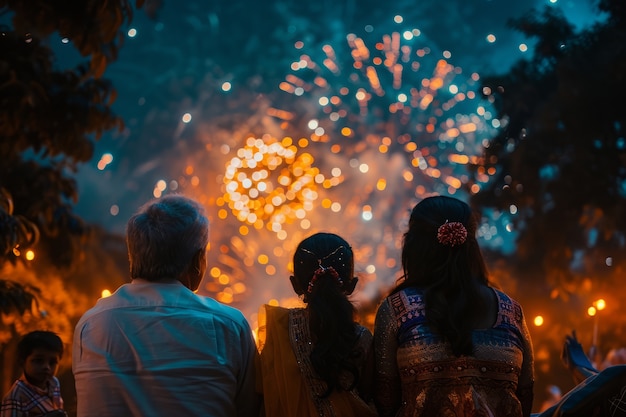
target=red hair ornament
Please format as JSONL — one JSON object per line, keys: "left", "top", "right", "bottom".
{"left": 437, "top": 221, "right": 468, "bottom": 247}
{"left": 307, "top": 266, "right": 343, "bottom": 293}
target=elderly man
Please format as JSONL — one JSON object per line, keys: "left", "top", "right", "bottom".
{"left": 73, "top": 195, "right": 259, "bottom": 417}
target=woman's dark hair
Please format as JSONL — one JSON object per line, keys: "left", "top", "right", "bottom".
{"left": 293, "top": 232, "right": 360, "bottom": 396}
{"left": 394, "top": 195, "right": 489, "bottom": 356}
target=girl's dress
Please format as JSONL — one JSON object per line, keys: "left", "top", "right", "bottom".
{"left": 257, "top": 304, "right": 378, "bottom": 417}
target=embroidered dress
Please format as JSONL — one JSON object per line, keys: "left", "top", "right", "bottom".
{"left": 374, "top": 287, "right": 534, "bottom": 417}
{"left": 1, "top": 375, "right": 66, "bottom": 417}
{"left": 256, "top": 304, "right": 378, "bottom": 417}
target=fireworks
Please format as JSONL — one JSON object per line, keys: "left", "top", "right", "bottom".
{"left": 111, "top": 19, "right": 503, "bottom": 319}
{"left": 219, "top": 134, "right": 341, "bottom": 238}
{"left": 279, "top": 24, "right": 498, "bottom": 196}
{"left": 182, "top": 21, "right": 504, "bottom": 315}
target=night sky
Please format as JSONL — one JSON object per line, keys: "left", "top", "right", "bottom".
{"left": 72, "top": 0, "right": 602, "bottom": 231}
{"left": 62, "top": 0, "right": 605, "bottom": 319}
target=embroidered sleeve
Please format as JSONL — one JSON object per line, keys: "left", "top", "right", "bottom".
{"left": 516, "top": 305, "right": 535, "bottom": 417}
{"left": 374, "top": 298, "right": 402, "bottom": 417}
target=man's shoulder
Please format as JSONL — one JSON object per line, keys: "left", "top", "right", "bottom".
{"left": 193, "top": 294, "right": 248, "bottom": 324}
{"left": 76, "top": 284, "right": 248, "bottom": 330}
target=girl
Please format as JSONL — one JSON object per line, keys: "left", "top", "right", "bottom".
{"left": 257, "top": 232, "right": 377, "bottom": 417}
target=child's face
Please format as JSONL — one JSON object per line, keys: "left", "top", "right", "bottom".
{"left": 23, "top": 348, "right": 60, "bottom": 389}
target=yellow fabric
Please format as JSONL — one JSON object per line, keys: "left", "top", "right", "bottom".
{"left": 256, "top": 304, "right": 377, "bottom": 417}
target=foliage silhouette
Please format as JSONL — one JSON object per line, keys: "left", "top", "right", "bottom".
{"left": 0, "top": 0, "right": 144, "bottom": 313}
{"left": 470, "top": 0, "right": 626, "bottom": 294}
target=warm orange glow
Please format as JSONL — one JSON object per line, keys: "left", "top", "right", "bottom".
{"left": 101, "top": 289, "right": 112, "bottom": 298}
{"left": 314, "top": 76, "right": 327, "bottom": 88}
{"left": 420, "top": 94, "right": 434, "bottom": 109}
{"left": 534, "top": 316, "right": 544, "bottom": 327}
{"left": 365, "top": 66, "right": 382, "bottom": 94}
{"left": 217, "top": 292, "right": 233, "bottom": 304}
{"left": 595, "top": 299, "right": 606, "bottom": 310}
{"left": 430, "top": 77, "right": 444, "bottom": 90}
{"left": 448, "top": 154, "right": 470, "bottom": 164}
{"left": 25, "top": 250, "right": 35, "bottom": 261}
{"left": 459, "top": 123, "right": 477, "bottom": 133}
{"left": 279, "top": 82, "right": 295, "bottom": 93}
{"left": 445, "top": 128, "right": 460, "bottom": 138}
{"left": 323, "top": 58, "right": 339, "bottom": 74}
{"left": 588, "top": 306, "right": 597, "bottom": 317}
{"left": 445, "top": 177, "right": 462, "bottom": 189}
{"left": 266, "top": 107, "right": 294, "bottom": 121}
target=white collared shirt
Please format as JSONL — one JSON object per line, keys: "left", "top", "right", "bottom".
{"left": 73, "top": 280, "right": 259, "bottom": 417}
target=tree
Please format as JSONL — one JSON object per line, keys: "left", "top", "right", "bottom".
{"left": 0, "top": 7, "right": 152, "bottom": 397}
{"left": 469, "top": 0, "right": 626, "bottom": 297}
{"left": 0, "top": 0, "right": 144, "bottom": 304}
{"left": 0, "top": 188, "right": 41, "bottom": 318}
{"left": 0, "top": 0, "right": 145, "bottom": 265}
{"left": 0, "top": 0, "right": 150, "bottom": 402}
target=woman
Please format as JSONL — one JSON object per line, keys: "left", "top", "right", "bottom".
{"left": 256, "top": 232, "right": 377, "bottom": 417}
{"left": 374, "top": 196, "right": 534, "bottom": 417}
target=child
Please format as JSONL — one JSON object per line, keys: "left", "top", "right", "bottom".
{"left": 1, "top": 330, "right": 67, "bottom": 417}
{"left": 256, "top": 232, "right": 377, "bottom": 417}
